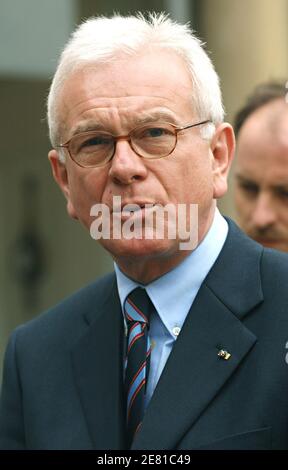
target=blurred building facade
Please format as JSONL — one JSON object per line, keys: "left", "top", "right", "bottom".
{"left": 0, "top": 0, "right": 287, "bottom": 377}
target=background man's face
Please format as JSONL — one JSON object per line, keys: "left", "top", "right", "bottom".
{"left": 234, "top": 100, "right": 288, "bottom": 252}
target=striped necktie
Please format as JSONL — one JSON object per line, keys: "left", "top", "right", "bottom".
{"left": 124, "top": 287, "right": 153, "bottom": 447}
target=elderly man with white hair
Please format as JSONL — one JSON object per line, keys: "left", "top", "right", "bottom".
{"left": 1, "top": 13, "right": 288, "bottom": 450}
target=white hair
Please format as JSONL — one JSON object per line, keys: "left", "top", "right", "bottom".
{"left": 47, "top": 12, "right": 224, "bottom": 160}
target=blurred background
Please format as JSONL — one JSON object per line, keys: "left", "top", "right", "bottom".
{"left": 0, "top": 0, "right": 287, "bottom": 378}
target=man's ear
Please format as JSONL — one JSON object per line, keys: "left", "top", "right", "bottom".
{"left": 210, "top": 123, "right": 235, "bottom": 199}
{"left": 48, "top": 149, "right": 78, "bottom": 220}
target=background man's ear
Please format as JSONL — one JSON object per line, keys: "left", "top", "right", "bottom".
{"left": 48, "top": 149, "right": 78, "bottom": 219}
{"left": 210, "top": 123, "right": 235, "bottom": 199}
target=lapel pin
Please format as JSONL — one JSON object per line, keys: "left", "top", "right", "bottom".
{"left": 218, "top": 349, "right": 231, "bottom": 360}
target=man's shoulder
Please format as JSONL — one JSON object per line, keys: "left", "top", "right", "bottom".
{"left": 12, "top": 271, "right": 117, "bottom": 347}
{"left": 208, "top": 218, "right": 288, "bottom": 313}
{"left": 226, "top": 217, "right": 288, "bottom": 275}
{"left": 261, "top": 246, "right": 288, "bottom": 283}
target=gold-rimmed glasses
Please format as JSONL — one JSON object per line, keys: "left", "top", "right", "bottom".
{"left": 57, "top": 119, "right": 211, "bottom": 168}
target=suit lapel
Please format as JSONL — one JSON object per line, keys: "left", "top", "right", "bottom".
{"left": 71, "top": 277, "right": 126, "bottom": 450}
{"left": 132, "top": 220, "right": 264, "bottom": 450}
{"left": 132, "top": 285, "right": 257, "bottom": 449}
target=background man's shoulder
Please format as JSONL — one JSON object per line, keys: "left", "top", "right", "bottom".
{"left": 261, "top": 247, "right": 288, "bottom": 292}
{"left": 261, "top": 247, "right": 288, "bottom": 274}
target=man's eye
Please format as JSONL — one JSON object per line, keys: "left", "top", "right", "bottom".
{"left": 275, "top": 188, "right": 288, "bottom": 200}
{"left": 143, "top": 127, "right": 171, "bottom": 138}
{"left": 81, "top": 136, "right": 111, "bottom": 148}
{"left": 238, "top": 182, "right": 259, "bottom": 196}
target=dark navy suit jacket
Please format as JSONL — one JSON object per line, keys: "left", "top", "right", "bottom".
{"left": 1, "top": 220, "right": 288, "bottom": 449}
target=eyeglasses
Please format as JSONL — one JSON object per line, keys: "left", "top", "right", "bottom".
{"left": 57, "top": 119, "right": 211, "bottom": 168}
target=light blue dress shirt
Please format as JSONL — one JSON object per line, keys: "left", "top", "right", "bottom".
{"left": 114, "top": 208, "right": 228, "bottom": 406}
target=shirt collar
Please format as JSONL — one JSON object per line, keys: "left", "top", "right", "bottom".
{"left": 115, "top": 208, "right": 228, "bottom": 336}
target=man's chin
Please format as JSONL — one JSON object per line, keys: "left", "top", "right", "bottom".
{"left": 98, "top": 237, "right": 178, "bottom": 260}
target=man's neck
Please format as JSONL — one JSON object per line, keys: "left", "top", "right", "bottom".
{"left": 114, "top": 206, "right": 216, "bottom": 284}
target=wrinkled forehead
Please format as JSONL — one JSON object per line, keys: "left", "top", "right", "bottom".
{"left": 60, "top": 49, "right": 193, "bottom": 100}
{"left": 56, "top": 50, "right": 196, "bottom": 136}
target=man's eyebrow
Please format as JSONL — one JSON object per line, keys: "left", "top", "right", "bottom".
{"left": 135, "top": 111, "right": 178, "bottom": 125}
{"left": 71, "top": 121, "right": 104, "bottom": 136}
{"left": 235, "top": 174, "right": 258, "bottom": 185}
{"left": 69, "top": 111, "right": 179, "bottom": 137}
{"left": 273, "top": 184, "right": 288, "bottom": 192}
{"left": 235, "top": 174, "right": 251, "bottom": 182}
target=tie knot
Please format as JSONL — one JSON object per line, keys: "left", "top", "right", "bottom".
{"left": 124, "top": 287, "right": 152, "bottom": 325}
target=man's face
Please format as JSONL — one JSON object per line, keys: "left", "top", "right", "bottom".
{"left": 49, "top": 50, "right": 233, "bottom": 280}
{"left": 234, "top": 100, "right": 288, "bottom": 252}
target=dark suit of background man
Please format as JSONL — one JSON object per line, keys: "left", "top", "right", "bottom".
{"left": 1, "top": 13, "right": 288, "bottom": 450}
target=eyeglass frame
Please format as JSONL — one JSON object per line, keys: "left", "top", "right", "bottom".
{"left": 56, "top": 119, "right": 212, "bottom": 168}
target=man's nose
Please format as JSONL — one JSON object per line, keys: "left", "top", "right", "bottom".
{"left": 108, "top": 140, "right": 148, "bottom": 185}
{"left": 251, "top": 192, "right": 277, "bottom": 229}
